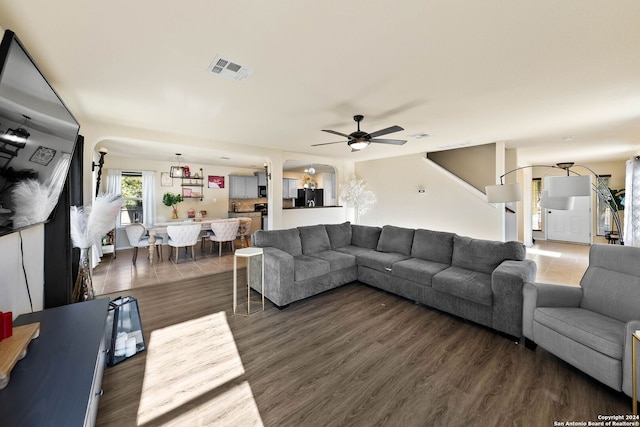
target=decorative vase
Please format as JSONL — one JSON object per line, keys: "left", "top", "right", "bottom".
{"left": 172, "top": 206, "right": 178, "bottom": 219}
{"left": 72, "top": 247, "right": 95, "bottom": 303}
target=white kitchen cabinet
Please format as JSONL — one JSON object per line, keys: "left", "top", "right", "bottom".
{"left": 282, "top": 178, "right": 298, "bottom": 198}
{"left": 230, "top": 175, "right": 258, "bottom": 199}
{"left": 255, "top": 172, "right": 267, "bottom": 186}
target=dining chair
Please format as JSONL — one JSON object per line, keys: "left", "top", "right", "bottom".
{"left": 166, "top": 223, "right": 202, "bottom": 263}
{"left": 125, "top": 223, "right": 163, "bottom": 265}
{"left": 236, "top": 217, "right": 252, "bottom": 248}
{"left": 209, "top": 219, "right": 240, "bottom": 257}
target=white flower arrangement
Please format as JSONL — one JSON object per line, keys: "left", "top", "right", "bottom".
{"left": 339, "top": 176, "right": 376, "bottom": 223}
{"left": 70, "top": 193, "right": 124, "bottom": 249}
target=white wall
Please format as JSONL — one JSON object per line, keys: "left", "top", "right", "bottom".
{"left": 354, "top": 153, "right": 503, "bottom": 240}
{"left": 0, "top": 225, "right": 45, "bottom": 318}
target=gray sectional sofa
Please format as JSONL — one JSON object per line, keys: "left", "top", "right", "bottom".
{"left": 252, "top": 222, "right": 537, "bottom": 339}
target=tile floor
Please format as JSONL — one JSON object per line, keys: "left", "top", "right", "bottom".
{"left": 94, "top": 239, "right": 599, "bottom": 295}
{"left": 93, "top": 239, "right": 247, "bottom": 295}
{"left": 526, "top": 240, "right": 592, "bottom": 286}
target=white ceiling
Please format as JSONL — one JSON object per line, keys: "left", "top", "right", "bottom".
{"left": 1, "top": 1, "right": 639, "bottom": 167}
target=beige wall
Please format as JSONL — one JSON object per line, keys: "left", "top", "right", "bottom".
{"left": 427, "top": 143, "right": 496, "bottom": 192}
{"left": 101, "top": 155, "right": 264, "bottom": 223}
{"left": 354, "top": 153, "right": 503, "bottom": 240}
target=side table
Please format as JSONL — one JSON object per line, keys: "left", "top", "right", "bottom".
{"left": 634, "top": 331, "right": 639, "bottom": 415}
{"left": 233, "top": 247, "right": 264, "bottom": 315}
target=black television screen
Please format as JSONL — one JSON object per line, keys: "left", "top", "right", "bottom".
{"left": 0, "top": 29, "right": 80, "bottom": 237}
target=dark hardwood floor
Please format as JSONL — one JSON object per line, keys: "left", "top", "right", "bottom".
{"left": 97, "top": 271, "right": 630, "bottom": 426}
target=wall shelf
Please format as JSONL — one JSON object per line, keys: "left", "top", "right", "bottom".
{"left": 181, "top": 168, "right": 204, "bottom": 200}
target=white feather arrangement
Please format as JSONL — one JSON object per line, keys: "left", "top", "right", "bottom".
{"left": 11, "top": 179, "right": 60, "bottom": 229}
{"left": 70, "top": 193, "right": 124, "bottom": 249}
{"left": 339, "top": 176, "right": 376, "bottom": 224}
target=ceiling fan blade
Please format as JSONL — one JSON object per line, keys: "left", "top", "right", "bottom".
{"left": 311, "top": 140, "right": 347, "bottom": 147}
{"left": 368, "top": 125, "right": 404, "bottom": 139}
{"left": 370, "top": 138, "right": 407, "bottom": 145}
{"left": 322, "top": 129, "right": 351, "bottom": 138}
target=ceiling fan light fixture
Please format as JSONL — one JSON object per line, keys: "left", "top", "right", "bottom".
{"left": 349, "top": 140, "right": 369, "bottom": 151}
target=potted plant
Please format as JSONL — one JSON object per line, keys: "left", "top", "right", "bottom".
{"left": 162, "top": 192, "right": 182, "bottom": 219}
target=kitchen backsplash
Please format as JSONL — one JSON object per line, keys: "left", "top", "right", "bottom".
{"left": 229, "top": 197, "right": 267, "bottom": 212}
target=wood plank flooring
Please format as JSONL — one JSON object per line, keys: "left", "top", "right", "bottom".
{"left": 97, "top": 269, "right": 631, "bottom": 427}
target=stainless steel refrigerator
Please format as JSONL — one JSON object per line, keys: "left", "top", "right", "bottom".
{"left": 295, "top": 188, "right": 323, "bottom": 207}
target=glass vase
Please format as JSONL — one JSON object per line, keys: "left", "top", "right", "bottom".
{"left": 72, "top": 247, "right": 95, "bottom": 303}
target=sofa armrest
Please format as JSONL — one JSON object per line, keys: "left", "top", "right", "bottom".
{"left": 491, "top": 259, "right": 537, "bottom": 338}
{"left": 622, "top": 320, "right": 640, "bottom": 397}
{"left": 251, "top": 247, "right": 295, "bottom": 307}
{"left": 522, "top": 282, "right": 583, "bottom": 340}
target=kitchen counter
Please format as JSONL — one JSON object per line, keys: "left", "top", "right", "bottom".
{"left": 283, "top": 205, "right": 343, "bottom": 209}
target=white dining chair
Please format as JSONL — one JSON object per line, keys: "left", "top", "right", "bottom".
{"left": 209, "top": 219, "right": 239, "bottom": 257}
{"left": 125, "top": 223, "right": 163, "bottom": 265}
{"left": 167, "top": 223, "right": 202, "bottom": 263}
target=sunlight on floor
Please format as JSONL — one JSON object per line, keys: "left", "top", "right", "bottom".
{"left": 137, "top": 312, "right": 263, "bottom": 425}
{"left": 526, "top": 248, "right": 562, "bottom": 258}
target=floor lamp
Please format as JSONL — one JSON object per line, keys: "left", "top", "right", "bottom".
{"left": 485, "top": 162, "right": 624, "bottom": 245}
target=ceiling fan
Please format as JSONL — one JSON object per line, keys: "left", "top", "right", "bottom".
{"left": 312, "top": 114, "right": 406, "bottom": 151}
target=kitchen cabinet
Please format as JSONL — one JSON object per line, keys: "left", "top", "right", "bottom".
{"left": 229, "top": 175, "right": 258, "bottom": 199}
{"left": 282, "top": 178, "right": 298, "bottom": 198}
{"left": 255, "top": 172, "right": 267, "bottom": 186}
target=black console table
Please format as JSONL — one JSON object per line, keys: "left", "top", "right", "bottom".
{"left": 0, "top": 298, "right": 109, "bottom": 426}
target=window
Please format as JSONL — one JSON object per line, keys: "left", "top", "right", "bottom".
{"left": 531, "top": 178, "right": 542, "bottom": 231}
{"left": 596, "top": 175, "right": 611, "bottom": 236}
{"left": 120, "top": 172, "right": 143, "bottom": 225}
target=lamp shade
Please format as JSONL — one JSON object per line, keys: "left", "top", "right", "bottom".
{"left": 539, "top": 190, "right": 574, "bottom": 210}
{"left": 546, "top": 175, "right": 591, "bottom": 197}
{"left": 485, "top": 183, "right": 522, "bottom": 203}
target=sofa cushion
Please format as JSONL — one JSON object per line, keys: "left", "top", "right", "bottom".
{"left": 325, "top": 222, "right": 352, "bottom": 249}
{"left": 580, "top": 245, "right": 640, "bottom": 323}
{"left": 392, "top": 258, "right": 449, "bottom": 286}
{"left": 377, "top": 225, "right": 415, "bottom": 256}
{"left": 534, "top": 307, "right": 625, "bottom": 359}
{"left": 357, "top": 250, "right": 410, "bottom": 273}
{"left": 432, "top": 267, "right": 493, "bottom": 306}
{"left": 351, "top": 225, "right": 382, "bottom": 249}
{"left": 293, "top": 255, "right": 330, "bottom": 281}
{"left": 253, "top": 228, "right": 302, "bottom": 256}
{"left": 313, "top": 250, "right": 357, "bottom": 272}
{"left": 298, "top": 225, "right": 331, "bottom": 255}
{"left": 411, "top": 229, "right": 455, "bottom": 264}
{"left": 334, "top": 245, "right": 375, "bottom": 257}
{"left": 451, "top": 235, "right": 525, "bottom": 275}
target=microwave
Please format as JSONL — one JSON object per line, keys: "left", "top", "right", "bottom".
{"left": 258, "top": 185, "right": 267, "bottom": 197}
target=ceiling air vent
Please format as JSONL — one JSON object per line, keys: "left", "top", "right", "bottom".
{"left": 207, "top": 55, "right": 254, "bottom": 83}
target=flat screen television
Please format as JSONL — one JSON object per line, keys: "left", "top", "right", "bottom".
{"left": 0, "top": 29, "right": 80, "bottom": 237}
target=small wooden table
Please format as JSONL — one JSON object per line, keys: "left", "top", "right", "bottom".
{"left": 634, "top": 331, "right": 639, "bottom": 415}
{"left": 233, "top": 247, "right": 264, "bottom": 315}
